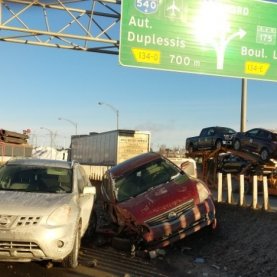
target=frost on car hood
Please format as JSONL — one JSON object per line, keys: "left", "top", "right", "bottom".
{"left": 0, "top": 191, "right": 74, "bottom": 215}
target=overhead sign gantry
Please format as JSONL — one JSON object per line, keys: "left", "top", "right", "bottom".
{"left": 119, "top": 0, "right": 277, "bottom": 82}
{"left": 0, "top": 0, "right": 120, "bottom": 54}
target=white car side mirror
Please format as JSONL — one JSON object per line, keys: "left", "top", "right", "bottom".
{"left": 83, "top": 186, "right": 96, "bottom": 195}
{"left": 181, "top": 158, "right": 197, "bottom": 178}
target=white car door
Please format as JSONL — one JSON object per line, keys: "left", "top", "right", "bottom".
{"left": 75, "top": 165, "right": 95, "bottom": 236}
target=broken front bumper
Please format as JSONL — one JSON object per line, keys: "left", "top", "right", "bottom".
{"left": 142, "top": 197, "right": 216, "bottom": 249}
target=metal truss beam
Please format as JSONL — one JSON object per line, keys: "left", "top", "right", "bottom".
{"left": 0, "top": 0, "right": 121, "bottom": 54}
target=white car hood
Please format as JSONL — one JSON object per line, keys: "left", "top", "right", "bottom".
{"left": 0, "top": 191, "right": 75, "bottom": 215}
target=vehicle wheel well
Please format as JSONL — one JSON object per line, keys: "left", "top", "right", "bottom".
{"left": 83, "top": 210, "right": 97, "bottom": 242}
{"left": 233, "top": 139, "right": 241, "bottom": 150}
{"left": 260, "top": 147, "right": 269, "bottom": 153}
{"left": 188, "top": 143, "right": 195, "bottom": 153}
{"left": 215, "top": 139, "right": 222, "bottom": 149}
{"left": 61, "top": 220, "right": 81, "bottom": 268}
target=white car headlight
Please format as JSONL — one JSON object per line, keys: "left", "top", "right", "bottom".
{"left": 196, "top": 182, "right": 210, "bottom": 202}
{"left": 47, "top": 205, "right": 72, "bottom": 226}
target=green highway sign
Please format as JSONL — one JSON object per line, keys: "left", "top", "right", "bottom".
{"left": 119, "top": 0, "right": 277, "bottom": 82}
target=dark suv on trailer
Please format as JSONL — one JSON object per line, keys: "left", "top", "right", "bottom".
{"left": 233, "top": 128, "right": 277, "bottom": 162}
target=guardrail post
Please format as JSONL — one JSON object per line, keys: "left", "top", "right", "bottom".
{"left": 217, "top": 172, "right": 222, "bottom": 203}
{"left": 239, "top": 174, "right": 246, "bottom": 206}
{"left": 227, "top": 173, "right": 233, "bottom": 204}
{"left": 252, "top": 175, "right": 259, "bottom": 209}
{"left": 262, "top": 176, "right": 270, "bottom": 211}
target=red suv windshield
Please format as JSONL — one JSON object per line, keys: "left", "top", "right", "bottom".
{"left": 114, "top": 158, "right": 181, "bottom": 202}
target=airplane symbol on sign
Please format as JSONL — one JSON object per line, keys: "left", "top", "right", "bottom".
{"left": 166, "top": 0, "right": 180, "bottom": 17}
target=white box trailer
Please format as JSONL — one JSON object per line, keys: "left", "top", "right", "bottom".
{"left": 70, "top": 130, "right": 151, "bottom": 180}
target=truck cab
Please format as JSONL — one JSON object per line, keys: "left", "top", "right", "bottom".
{"left": 186, "top": 126, "right": 236, "bottom": 153}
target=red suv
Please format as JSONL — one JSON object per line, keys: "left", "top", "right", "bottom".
{"left": 101, "top": 152, "right": 216, "bottom": 251}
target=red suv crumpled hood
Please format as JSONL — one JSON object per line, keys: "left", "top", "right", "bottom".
{"left": 117, "top": 178, "right": 199, "bottom": 224}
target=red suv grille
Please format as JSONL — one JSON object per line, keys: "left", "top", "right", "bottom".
{"left": 145, "top": 199, "right": 194, "bottom": 227}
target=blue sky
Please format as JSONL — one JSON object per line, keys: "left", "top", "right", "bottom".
{"left": 1, "top": 1, "right": 277, "bottom": 150}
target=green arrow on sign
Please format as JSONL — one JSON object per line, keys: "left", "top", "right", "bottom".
{"left": 119, "top": 0, "right": 277, "bottom": 82}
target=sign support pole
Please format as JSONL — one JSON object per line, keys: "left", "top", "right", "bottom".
{"left": 240, "top": 79, "right": 248, "bottom": 132}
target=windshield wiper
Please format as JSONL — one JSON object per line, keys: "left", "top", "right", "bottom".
{"left": 170, "top": 173, "right": 181, "bottom": 180}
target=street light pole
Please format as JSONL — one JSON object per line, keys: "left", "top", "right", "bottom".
{"left": 58, "top": 117, "right": 78, "bottom": 135}
{"left": 98, "top": 102, "right": 119, "bottom": 130}
{"left": 40, "top": 127, "right": 54, "bottom": 159}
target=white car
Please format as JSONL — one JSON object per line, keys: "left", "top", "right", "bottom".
{"left": 0, "top": 158, "right": 96, "bottom": 268}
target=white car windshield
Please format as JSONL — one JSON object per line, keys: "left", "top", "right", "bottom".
{"left": 0, "top": 165, "right": 72, "bottom": 193}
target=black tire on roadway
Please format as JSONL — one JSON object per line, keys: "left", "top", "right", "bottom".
{"left": 111, "top": 236, "right": 133, "bottom": 252}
